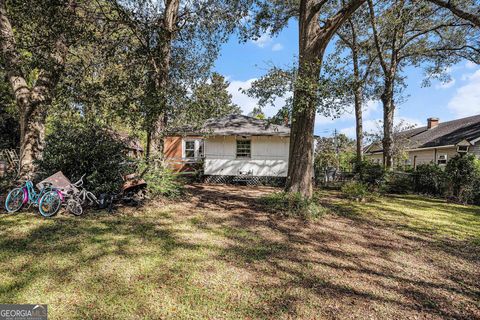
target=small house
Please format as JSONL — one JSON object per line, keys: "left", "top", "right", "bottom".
{"left": 165, "top": 114, "right": 290, "bottom": 184}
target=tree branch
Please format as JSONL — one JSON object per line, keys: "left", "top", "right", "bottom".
{"left": 427, "top": 0, "right": 480, "bottom": 27}
{"left": 367, "top": 0, "right": 388, "bottom": 75}
{"left": 0, "top": 0, "right": 31, "bottom": 111}
{"left": 314, "top": 0, "right": 367, "bottom": 52}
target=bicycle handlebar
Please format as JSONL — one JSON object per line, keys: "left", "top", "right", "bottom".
{"left": 72, "top": 174, "right": 86, "bottom": 187}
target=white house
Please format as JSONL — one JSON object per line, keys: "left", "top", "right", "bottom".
{"left": 164, "top": 114, "right": 290, "bottom": 184}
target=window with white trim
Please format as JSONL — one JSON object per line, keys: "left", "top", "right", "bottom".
{"left": 437, "top": 154, "right": 447, "bottom": 165}
{"left": 182, "top": 139, "right": 204, "bottom": 160}
{"left": 457, "top": 145, "right": 469, "bottom": 153}
{"left": 236, "top": 139, "right": 251, "bottom": 159}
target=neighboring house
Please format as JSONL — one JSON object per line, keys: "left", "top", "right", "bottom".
{"left": 164, "top": 114, "right": 290, "bottom": 183}
{"left": 365, "top": 115, "right": 480, "bottom": 168}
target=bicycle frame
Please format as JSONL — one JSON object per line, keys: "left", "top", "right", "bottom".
{"left": 64, "top": 175, "right": 98, "bottom": 207}
{"left": 21, "top": 181, "right": 64, "bottom": 206}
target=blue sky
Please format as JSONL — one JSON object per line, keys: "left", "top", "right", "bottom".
{"left": 213, "top": 21, "right": 480, "bottom": 138}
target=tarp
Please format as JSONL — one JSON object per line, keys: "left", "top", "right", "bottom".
{"left": 37, "top": 171, "right": 77, "bottom": 192}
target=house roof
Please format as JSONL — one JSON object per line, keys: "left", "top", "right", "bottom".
{"left": 168, "top": 114, "right": 291, "bottom": 137}
{"left": 110, "top": 131, "right": 144, "bottom": 151}
{"left": 367, "top": 114, "right": 480, "bottom": 153}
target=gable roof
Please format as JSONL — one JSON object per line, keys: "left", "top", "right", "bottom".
{"left": 367, "top": 114, "right": 480, "bottom": 153}
{"left": 109, "top": 131, "right": 144, "bottom": 152}
{"left": 168, "top": 114, "right": 291, "bottom": 137}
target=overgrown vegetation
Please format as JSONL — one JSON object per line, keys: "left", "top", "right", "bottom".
{"left": 412, "top": 164, "right": 445, "bottom": 195}
{"left": 38, "top": 118, "right": 129, "bottom": 194}
{"left": 444, "top": 154, "right": 480, "bottom": 204}
{"left": 341, "top": 181, "right": 371, "bottom": 201}
{"left": 354, "top": 160, "right": 386, "bottom": 188}
{"left": 260, "top": 192, "right": 328, "bottom": 219}
{"left": 140, "top": 162, "right": 184, "bottom": 199}
{"left": 342, "top": 155, "right": 480, "bottom": 205}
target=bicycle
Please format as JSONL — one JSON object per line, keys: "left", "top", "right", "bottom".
{"left": 5, "top": 180, "right": 63, "bottom": 217}
{"left": 62, "top": 174, "right": 98, "bottom": 216}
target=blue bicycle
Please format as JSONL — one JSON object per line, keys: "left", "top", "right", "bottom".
{"left": 5, "top": 181, "right": 64, "bottom": 217}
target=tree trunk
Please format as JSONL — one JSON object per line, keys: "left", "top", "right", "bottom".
{"left": 19, "top": 107, "right": 46, "bottom": 178}
{"left": 350, "top": 20, "right": 363, "bottom": 163}
{"left": 0, "top": 1, "right": 69, "bottom": 179}
{"left": 286, "top": 0, "right": 366, "bottom": 198}
{"left": 148, "top": 0, "right": 180, "bottom": 156}
{"left": 285, "top": 0, "right": 323, "bottom": 198}
{"left": 354, "top": 86, "right": 363, "bottom": 163}
{"left": 381, "top": 79, "right": 395, "bottom": 169}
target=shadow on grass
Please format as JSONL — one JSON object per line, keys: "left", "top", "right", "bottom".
{"left": 0, "top": 212, "right": 207, "bottom": 306}
{"left": 186, "top": 185, "right": 480, "bottom": 319}
{"left": 0, "top": 184, "right": 478, "bottom": 319}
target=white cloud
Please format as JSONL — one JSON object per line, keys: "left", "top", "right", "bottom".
{"left": 272, "top": 43, "right": 283, "bottom": 51}
{"left": 227, "top": 78, "right": 290, "bottom": 117}
{"left": 435, "top": 78, "right": 456, "bottom": 89}
{"left": 227, "top": 79, "right": 258, "bottom": 115}
{"left": 314, "top": 100, "right": 381, "bottom": 133}
{"left": 251, "top": 32, "right": 272, "bottom": 48}
{"left": 465, "top": 61, "right": 478, "bottom": 69}
{"left": 448, "top": 69, "right": 480, "bottom": 117}
{"left": 340, "top": 119, "right": 381, "bottom": 138}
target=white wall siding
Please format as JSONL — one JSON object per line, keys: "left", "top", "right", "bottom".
{"left": 471, "top": 143, "right": 480, "bottom": 158}
{"left": 204, "top": 136, "right": 289, "bottom": 177}
{"left": 408, "top": 149, "right": 435, "bottom": 166}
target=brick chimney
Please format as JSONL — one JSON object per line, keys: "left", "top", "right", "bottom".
{"left": 427, "top": 117, "right": 439, "bottom": 129}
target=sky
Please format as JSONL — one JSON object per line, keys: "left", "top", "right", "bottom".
{"left": 213, "top": 21, "right": 480, "bottom": 138}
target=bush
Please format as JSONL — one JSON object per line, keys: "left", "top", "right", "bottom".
{"left": 140, "top": 163, "right": 184, "bottom": 198}
{"left": 260, "top": 192, "right": 327, "bottom": 219}
{"left": 354, "top": 161, "right": 386, "bottom": 188}
{"left": 412, "top": 163, "right": 445, "bottom": 196}
{"left": 444, "top": 154, "right": 480, "bottom": 204}
{"left": 0, "top": 108, "right": 19, "bottom": 149}
{"left": 341, "top": 181, "right": 370, "bottom": 201}
{"left": 38, "top": 119, "right": 129, "bottom": 194}
{"left": 383, "top": 171, "right": 413, "bottom": 194}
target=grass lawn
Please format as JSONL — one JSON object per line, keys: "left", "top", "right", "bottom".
{"left": 0, "top": 184, "right": 479, "bottom": 319}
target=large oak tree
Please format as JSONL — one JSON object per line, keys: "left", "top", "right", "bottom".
{"left": 0, "top": 0, "right": 80, "bottom": 178}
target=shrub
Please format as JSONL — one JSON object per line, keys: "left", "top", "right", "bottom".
{"left": 341, "top": 181, "right": 370, "bottom": 201}
{"left": 0, "top": 108, "right": 19, "bottom": 149}
{"left": 260, "top": 192, "right": 327, "bottom": 219}
{"left": 383, "top": 171, "right": 413, "bottom": 194}
{"left": 444, "top": 154, "right": 480, "bottom": 204}
{"left": 140, "top": 163, "right": 184, "bottom": 199}
{"left": 354, "top": 160, "right": 386, "bottom": 188}
{"left": 412, "top": 163, "right": 445, "bottom": 196}
{"left": 38, "top": 119, "right": 129, "bottom": 194}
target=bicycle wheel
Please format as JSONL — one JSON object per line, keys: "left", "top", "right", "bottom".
{"left": 66, "top": 199, "right": 83, "bottom": 216}
{"left": 5, "top": 188, "right": 25, "bottom": 213}
{"left": 38, "top": 191, "right": 62, "bottom": 217}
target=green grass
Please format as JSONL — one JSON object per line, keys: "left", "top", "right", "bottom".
{"left": 319, "top": 190, "right": 480, "bottom": 242}
{"left": 0, "top": 207, "right": 287, "bottom": 319}
{"left": 0, "top": 187, "right": 479, "bottom": 319}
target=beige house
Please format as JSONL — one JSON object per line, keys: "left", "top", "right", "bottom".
{"left": 365, "top": 115, "right": 480, "bottom": 168}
